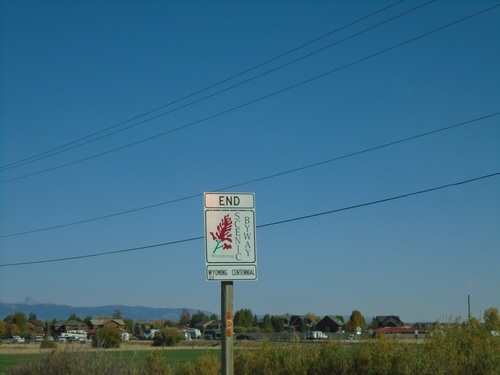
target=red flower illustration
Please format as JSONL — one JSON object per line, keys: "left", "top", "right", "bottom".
{"left": 211, "top": 214, "right": 232, "bottom": 253}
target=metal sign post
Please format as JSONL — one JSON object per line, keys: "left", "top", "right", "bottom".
{"left": 221, "top": 281, "right": 234, "bottom": 375}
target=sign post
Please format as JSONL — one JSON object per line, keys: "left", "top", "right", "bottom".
{"left": 221, "top": 281, "right": 233, "bottom": 375}
{"left": 204, "top": 192, "right": 257, "bottom": 375}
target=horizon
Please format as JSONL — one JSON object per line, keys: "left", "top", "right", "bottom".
{"left": 0, "top": 297, "right": 483, "bottom": 324}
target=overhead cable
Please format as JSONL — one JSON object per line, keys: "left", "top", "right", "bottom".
{"left": 1, "top": 111, "right": 497, "bottom": 238}
{"left": 10, "top": 1, "right": 490, "bottom": 184}
{"left": 1, "top": 171, "right": 498, "bottom": 267}
{"left": 0, "top": 0, "right": 406, "bottom": 171}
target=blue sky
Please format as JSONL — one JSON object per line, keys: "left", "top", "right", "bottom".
{"left": 1, "top": 0, "right": 499, "bottom": 323}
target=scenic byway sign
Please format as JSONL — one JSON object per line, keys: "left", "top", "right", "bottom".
{"left": 204, "top": 193, "right": 257, "bottom": 281}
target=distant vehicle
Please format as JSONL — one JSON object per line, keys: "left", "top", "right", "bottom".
{"left": 12, "top": 336, "right": 25, "bottom": 343}
{"left": 204, "top": 334, "right": 213, "bottom": 340}
{"left": 236, "top": 334, "right": 254, "bottom": 340}
{"left": 204, "top": 330, "right": 221, "bottom": 340}
{"left": 61, "top": 331, "right": 87, "bottom": 342}
{"left": 184, "top": 328, "right": 201, "bottom": 339}
{"left": 56, "top": 337, "right": 67, "bottom": 343}
{"left": 34, "top": 336, "right": 43, "bottom": 342}
{"left": 307, "top": 331, "right": 328, "bottom": 340}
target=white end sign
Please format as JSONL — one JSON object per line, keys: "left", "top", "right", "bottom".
{"left": 204, "top": 193, "right": 257, "bottom": 281}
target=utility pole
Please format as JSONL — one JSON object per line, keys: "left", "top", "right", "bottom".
{"left": 468, "top": 294, "right": 473, "bottom": 321}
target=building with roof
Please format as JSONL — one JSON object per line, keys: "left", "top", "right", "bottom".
{"left": 316, "top": 315, "right": 345, "bottom": 333}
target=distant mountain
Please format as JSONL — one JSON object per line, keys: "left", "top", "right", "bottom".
{"left": 0, "top": 300, "right": 216, "bottom": 321}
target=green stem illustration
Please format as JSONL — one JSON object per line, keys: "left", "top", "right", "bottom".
{"left": 213, "top": 240, "right": 223, "bottom": 253}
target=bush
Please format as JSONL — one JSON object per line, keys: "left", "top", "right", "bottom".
{"left": 7, "top": 349, "right": 139, "bottom": 375}
{"left": 39, "top": 339, "right": 57, "bottom": 349}
{"left": 152, "top": 328, "right": 185, "bottom": 347}
{"left": 92, "top": 326, "right": 122, "bottom": 349}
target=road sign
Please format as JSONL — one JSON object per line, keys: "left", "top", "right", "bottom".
{"left": 204, "top": 193, "right": 257, "bottom": 281}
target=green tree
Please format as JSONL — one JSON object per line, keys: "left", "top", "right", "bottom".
{"left": 190, "top": 310, "right": 210, "bottom": 327}
{"left": 68, "top": 313, "right": 82, "bottom": 322}
{"left": 152, "top": 328, "right": 185, "bottom": 347}
{"left": 368, "top": 317, "right": 378, "bottom": 330}
{"left": 150, "top": 319, "right": 167, "bottom": 329}
{"left": 92, "top": 326, "right": 122, "bottom": 348}
{"left": 271, "top": 316, "right": 285, "bottom": 332}
{"left": 83, "top": 316, "right": 93, "bottom": 328}
{"left": 234, "top": 308, "right": 253, "bottom": 328}
{"left": 28, "top": 312, "right": 37, "bottom": 321}
{"left": 484, "top": 307, "right": 500, "bottom": 331}
{"left": 209, "top": 313, "right": 219, "bottom": 321}
{"left": 179, "top": 308, "right": 191, "bottom": 326}
{"left": 123, "top": 318, "right": 134, "bottom": 333}
{"left": 134, "top": 322, "right": 143, "bottom": 338}
{"left": 112, "top": 309, "right": 122, "bottom": 319}
{"left": 6, "top": 312, "right": 29, "bottom": 335}
{"left": 345, "top": 310, "right": 366, "bottom": 332}
{"left": 261, "top": 314, "right": 273, "bottom": 333}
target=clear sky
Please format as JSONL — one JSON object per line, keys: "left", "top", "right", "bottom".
{"left": 1, "top": 0, "right": 499, "bottom": 324}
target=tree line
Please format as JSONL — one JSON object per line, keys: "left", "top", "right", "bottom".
{"left": 2, "top": 306, "right": 499, "bottom": 339}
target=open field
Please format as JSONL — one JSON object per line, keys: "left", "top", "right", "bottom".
{"left": 0, "top": 340, "right": 252, "bottom": 375}
{"left": 0, "top": 339, "right": 349, "bottom": 375}
{"left": 2, "top": 330, "right": 498, "bottom": 375}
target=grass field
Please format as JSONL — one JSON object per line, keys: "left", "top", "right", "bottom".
{"left": 2, "top": 326, "right": 499, "bottom": 375}
{"left": 0, "top": 343, "right": 221, "bottom": 375}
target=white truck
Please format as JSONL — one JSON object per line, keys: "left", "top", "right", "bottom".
{"left": 184, "top": 328, "right": 201, "bottom": 339}
{"left": 60, "top": 330, "right": 88, "bottom": 342}
{"left": 307, "top": 331, "right": 328, "bottom": 340}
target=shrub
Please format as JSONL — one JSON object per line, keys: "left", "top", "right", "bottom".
{"left": 152, "top": 328, "right": 185, "bottom": 347}
{"left": 39, "top": 339, "right": 57, "bottom": 349}
{"left": 145, "top": 352, "right": 172, "bottom": 375}
{"left": 92, "top": 326, "right": 122, "bottom": 349}
{"left": 6, "top": 349, "right": 139, "bottom": 375}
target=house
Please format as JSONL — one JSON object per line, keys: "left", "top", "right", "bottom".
{"left": 26, "top": 319, "right": 44, "bottom": 336}
{"left": 270, "top": 314, "right": 293, "bottom": 331}
{"left": 289, "top": 315, "right": 315, "bottom": 332}
{"left": 373, "top": 316, "right": 404, "bottom": 328}
{"left": 316, "top": 315, "right": 344, "bottom": 333}
{"left": 194, "top": 320, "right": 221, "bottom": 333}
{"left": 51, "top": 319, "right": 88, "bottom": 336}
{"left": 88, "top": 318, "right": 125, "bottom": 335}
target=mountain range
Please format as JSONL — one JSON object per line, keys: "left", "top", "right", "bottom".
{"left": 0, "top": 297, "right": 215, "bottom": 322}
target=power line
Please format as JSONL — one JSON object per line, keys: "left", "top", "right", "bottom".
{"left": 0, "top": 0, "right": 406, "bottom": 171}
{"left": 2, "top": 111, "right": 497, "bottom": 238}
{"left": 1, "top": 171, "right": 498, "bottom": 267}
{"left": 6, "top": 1, "right": 488, "bottom": 184}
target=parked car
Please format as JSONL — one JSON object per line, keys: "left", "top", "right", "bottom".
{"left": 12, "top": 336, "right": 25, "bottom": 343}
{"left": 56, "top": 337, "right": 67, "bottom": 343}
{"left": 236, "top": 334, "right": 254, "bottom": 340}
{"left": 204, "top": 334, "right": 213, "bottom": 340}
